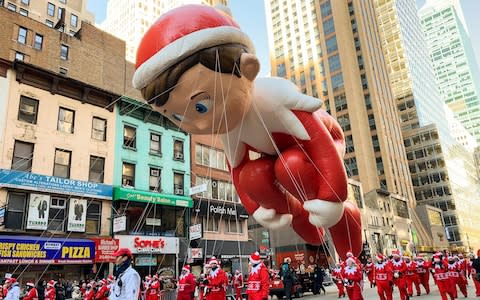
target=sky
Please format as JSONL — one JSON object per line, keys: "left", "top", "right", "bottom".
{"left": 87, "top": 0, "right": 480, "bottom": 76}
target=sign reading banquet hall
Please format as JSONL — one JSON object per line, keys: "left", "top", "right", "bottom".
{"left": 115, "top": 235, "right": 179, "bottom": 254}
{"left": 26, "top": 194, "right": 50, "bottom": 230}
{"left": 0, "top": 169, "right": 112, "bottom": 199}
{"left": 67, "top": 198, "right": 87, "bottom": 232}
{"left": 0, "top": 236, "right": 95, "bottom": 264}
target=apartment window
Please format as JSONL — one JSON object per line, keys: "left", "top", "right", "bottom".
{"left": 48, "top": 197, "right": 65, "bottom": 231}
{"left": 323, "top": 18, "right": 335, "bottom": 36}
{"left": 18, "top": 27, "right": 27, "bottom": 44}
{"left": 86, "top": 201, "right": 101, "bottom": 234}
{"left": 21, "top": 0, "right": 29, "bottom": 4}
{"left": 173, "top": 140, "right": 184, "bottom": 160}
{"left": 394, "top": 199, "right": 409, "bottom": 219}
{"left": 328, "top": 54, "right": 341, "bottom": 72}
{"left": 320, "top": 0, "right": 332, "bottom": 17}
{"left": 19, "top": 8, "right": 28, "bottom": 16}
{"left": 18, "top": 96, "right": 39, "bottom": 124}
{"left": 59, "top": 0, "right": 67, "bottom": 3}
{"left": 7, "top": 3, "right": 16, "bottom": 11}
{"left": 326, "top": 36, "right": 338, "bottom": 54}
{"left": 89, "top": 156, "right": 105, "bottom": 183}
{"left": 32, "top": 34, "right": 44, "bottom": 50}
{"left": 60, "top": 44, "right": 69, "bottom": 60}
{"left": 71, "top": 14, "right": 78, "bottom": 27}
{"left": 91, "top": 117, "right": 106, "bottom": 141}
{"left": 15, "top": 52, "right": 25, "bottom": 61}
{"left": 57, "top": 7, "right": 64, "bottom": 20}
{"left": 53, "top": 149, "right": 71, "bottom": 178}
{"left": 174, "top": 172, "right": 184, "bottom": 195}
{"left": 203, "top": 216, "right": 218, "bottom": 232}
{"left": 57, "top": 107, "right": 75, "bottom": 133}
{"left": 6, "top": 193, "right": 26, "bottom": 229}
{"left": 122, "top": 162, "right": 135, "bottom": 187}
{"left": 12, "top": 140, "right": 34, "bottom": 172}
{"left": 150, "top": 133, "right": 161, "bottom": 155}
{"left": 195, "top": 144, "right": 228, "bottom": 171}
{"left": 331, "top": 73, "right": 344, "bottom": 91}
{"left": 59, "top": 67, "right": 68, "bottom": 75}
{"left": 47, "top": 2, "right": 55, "bottom": 16}
{"left": 123, "top": 125, "right": 136, "bottom": 148}
{"left": 46, "top": 20, "right": 54, "bottom": 28}
{"left": 149, "top": 167, "right": 161, "bottom": 191}
{"left": 226, "top": 218, "right": 243, "bottom": 233}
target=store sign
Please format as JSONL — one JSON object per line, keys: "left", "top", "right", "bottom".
{"left": 189, "top": 248, "right": 203, "bottom": 259}
{"left": 193, "top": 200, "right": 249, "bottom": 219}
{"left": 115, "top": 235, "right": 179, "bottom": 254}
{"left": 146, "top": 218, "right": 161, "bottom": 226}
{"left": 91, "top": 238, "right": 119, "bottom": 263}
{"left": 0, "top": 235, "right": 95, "bottom": 264}
{"left": 67, "top": 198, "right": 87, "bottom": 232}
{"left": 113, "top": 187, "right": 192, "bottom": 208}
{"left": 26, "top": 194, "right": 50, "bottom": 230}
{"left": 113, "top": 216, "right": 126, "bottom": 233}
{"left": 189, "top": 224, "right": 202, "bottom": 241}
{"left": 189, "top": 183, "right": 207, "bottom": 195}
{"left": 135, "top": 255, "right": 157, "bottom": 266}
{"left": 0, "top": 169, "right": 112, "bottom": 199}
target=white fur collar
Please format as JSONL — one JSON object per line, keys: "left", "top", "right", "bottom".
{"left": 344, "top": 266, "right": 357, "bottom": 275}
{"left": 250, "top": 263, "right": 262, "bottom": 274}
{"left": 392, "top": 259, "right": 403, "bottom": 267}
{"left": 375, "top": 261, "right": 387, "bottom": 270}
{"left": 210, "top": 268, "right": 220, "bottom": 278}
{"left": 416, "top": 261, "right": 425, "bottom": 266}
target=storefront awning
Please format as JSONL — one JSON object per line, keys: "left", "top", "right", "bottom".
{"left": 113, "top": 187, "right": 192, "bottom": 208}
{"left": 197, "top": 240, "right": 260, "bottom": 259}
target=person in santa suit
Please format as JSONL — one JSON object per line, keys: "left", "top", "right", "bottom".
{"left": 455, "top": 254, "right": 468, "bottom": 298}
{"left": 363, "top": 258, "right": 374, "bottom": 288}
{"left": 373, "top": 253, "right": 393, "bottom": 300}
{"left": 403, "top": 255, "right": 420, "bottom": 297}
{"left": 204, "top": 257, "right": 228, "bottom": 300}
{"left": 84, "top": 283, "right": 95, "bottom": 300}
{"left": 245, "top": 252, "right": 269, "bottom": 300}
{"left": 178, "top": 265, "right": 196, "bottom": 300}
{"left": 415, "top": 256, "right": 430, "bottom": 295}
{"left": 341, "top": 257, "right": 363, "bottom": 300}
{"left": 23, "top": 282, "right": 38, "bottom": 300}
{"left": 390, "top": 250, "right": 408, "bottom": 300}
{"left": 95, "top": 279, "right": 109, "bottom": 300}
{"left": 146, "top": 275, "right": 160, "bottom": 300}
{"left": 197, "top": 263, "right": 211, "bottom": 300}
{"left": 331, "top": 262, "right": 346, "bottom": 298}
{"left": 45, "top": 280, "right": 56, "bottom": 300}
{"left": 132, "top": 4, "right": 363, "bottom": 259}
{"left": 446, "top": 255, "right": 461, "bottom": 298}
{"left": 431, "top": 252, "right": 455, "bottom": 300}
{"left": 232, "top": 270, "right": 243, "bottom": 300}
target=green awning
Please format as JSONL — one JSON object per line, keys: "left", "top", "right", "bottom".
{"left": 113, "top": 187, "right": 192, "bottom": 208}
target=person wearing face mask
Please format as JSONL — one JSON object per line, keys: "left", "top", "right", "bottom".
{"left": 109, "top": 248, "right": 141, "bottom": 300}
{"left": 232, "top": 270, "right": 243, "bottom": 300}
{"left": 390, "top": 250, "right": 408, "bottom": 300}
{"left": 431, "top": 252, "right": 455, "bottom": 300}
{"left": 23, "top": 282, "right": 38, "bottom": 300}
{"left": 246, "top": 252, "right": 269, "bottom": 300}
{"left": 177, "top": 265, "right": 196, "bottom": 300}
{"left": 373, "top": 254, "right": 393, "bottom": 300}
{"left": 415, "top": 256, "right": 430, "bottom": 295}
{"left": 332, "top": 262, "right": 346, "bottom": 298}
{"left": 204, "top": 257, "right": 228, "bottom": 300}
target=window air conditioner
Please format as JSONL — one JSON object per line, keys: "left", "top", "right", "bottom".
{"left": 175, "top": 188, "right": 184, "bottom": 195}
{"left": 174, "top": 152, "right": 183, "bottom": 159}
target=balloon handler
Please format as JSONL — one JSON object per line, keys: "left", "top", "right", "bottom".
{"left": 132, "top": 4, "right": 362, "bottom": 258}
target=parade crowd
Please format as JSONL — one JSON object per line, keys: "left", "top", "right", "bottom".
{"left": 1, "top": 248, "right": 480, "bottom": 300}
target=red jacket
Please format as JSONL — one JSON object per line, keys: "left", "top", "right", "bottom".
{"left": 341, "top": 265, "right": 363, "bottom": 286}
{"left": 246, "top": 264, "right": 270, "bottom": 300}
{"left": 23, "top": 288, "right": 39, "bottom": 300}
{"left": 233, "top": 274, "right": 243, "bottom": 288}
{"left": 431, "top": 261, "right": 450, "bottom": 281}
{"left": 374, "top": 261, "right": 393, "bottom": 282}
{"left": 178, "top": 273, "right": 196, "bottom": 296}
{"left": 405, "top": 261, "right": 417, "bottom": 276}
{"left": 391, "top": 259, "right": 407, "bottom": 279}
{"left": 206, "top": 268, "right": 228, "bottom": 300}
{"left": 364, "top": 262, "right": 374, "bottom": 278}
{"left": 84, "top": 289, "right": 95, "bottom": 300}
{"left": 45, "top": 288, "right": 56, "bottom": 300}
{"left": 415, "top": 260, "right": 430, "bottom": 275}
{"left": 95, "top": 285, "right": 110, "bottom": 300}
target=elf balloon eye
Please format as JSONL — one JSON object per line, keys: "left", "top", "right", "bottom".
{"left": 195, "top": 99, "right": 212, "bottom": 114}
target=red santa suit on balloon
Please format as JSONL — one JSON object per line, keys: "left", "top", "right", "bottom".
{"left": 415, "top": 256, "right": 430, "bottom": 295}
{"left": 341, "top": 257, "right": 363, "bottom": 300}
{"left": 132, "top": 4, "right": 362, "bottom": 259}
{"left": 232, "top": 270, "right": 243, "bottom": 300}
{"left": 178, "top": 265, "right": 196, "bottom": 300}
{"left": 205, "top": 257, "right": 228, "bottom": 300}
{"left": 246, "top": 252, "right": 270, "bottom": 300}
{"left": 373, "top": 254, "right": 393, "bottom": 300}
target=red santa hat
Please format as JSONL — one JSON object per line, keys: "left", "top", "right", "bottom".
{"left": 182, "top": 265, "right": 191, "bottom": 272}
{"left": 6, "top": 278, "right": 16, "bottom": 284}
{"left": 47, "top": 280, "right": 56, "bottom": 287}
{"left": 376, "top": 253, "right": 385, "bottom": 261}
{"left": 26, "top": 282, "right": 35, "bottom": 287}
{"left": 432, "top": 252, "right": 442, "bottom": 259}
{"left": 208, "top": 256, "right": 219, "bottom": 265}
{"left": 391, "top": 249, "right": 401, "bottom": 257}
{"left": 249, "top": 251, "right": 261, "bottom": 264}
{"left": 99, "top": 279, "right": 107, "bottom": 286}
{"left": 107, "top": 275, "right": 114, "bottom": 282}
{"left": 345, "top": 257, "right": 356, "bottom": 265}
{"left": 415, "top": 256, "right": 423, "bottom": 260}
{"left": 133, "top": 4, "right": 255, "bottom": 90}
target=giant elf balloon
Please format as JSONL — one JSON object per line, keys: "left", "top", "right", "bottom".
{"left": 133, "top": 5, "right": 362, "bottom": 258}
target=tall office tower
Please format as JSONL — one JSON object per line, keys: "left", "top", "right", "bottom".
{"left": 265, "top": 0, "right": 432, "bottom": 251}
{"left": 2, "top": 0, "right": 94, "bottom": 35}
{"left": 374, "top": 0, "right": 480, "bottom": 249}
{"left": 101, "top": 0, "right": 227, "bottom": 62}
{"left": 419, "top": 0, "right": 480, "bottom": 144}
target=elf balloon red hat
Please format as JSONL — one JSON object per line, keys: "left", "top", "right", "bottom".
{"left": 183, "top": 265, "right": 191, "bottom": 272}
{"left": 249, "top": 251, "right": 261, "bottom": 264}
{"left": 133, "top": 4, "right": 255, "bottom": 90}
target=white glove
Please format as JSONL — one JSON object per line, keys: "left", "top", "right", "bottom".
{"left": 253, "top": 207, "right": 292, "bottom": 229}
{"left": 304, "top": 200, "right": 344, "bottom": 228}
{"left": 393, "top": 272, "right": 399, "bottom": 279}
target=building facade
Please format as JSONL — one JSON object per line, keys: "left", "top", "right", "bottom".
{"left": 419, "top": 0, "right": 480, "bottom": 144}
{"left": 373, "top": 0, "right": 480, "bottom": 250}
{"left": 101, "top": 0, "right": 228, "bottom": 62}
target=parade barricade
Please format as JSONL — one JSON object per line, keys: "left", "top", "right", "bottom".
{"left": 159, "top": 289, "right": 177, "bottom": 300}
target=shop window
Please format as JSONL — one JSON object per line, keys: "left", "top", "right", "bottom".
{"left": 12, "top": 140, "right": 34, "bottom": 172}
{"left": 18, "top": 96, "right": 38, "bottom": 124}
{"left": 57, "top": 107, "right": 75, "bottom": 133}
{"left": 174, "top": 172, "right": 184, "bottom": 195}
{"left": 203, "top": 216, "right": 219, "bottom": 232}
{"left": 161, "top": 206, "right": 177, "bottom": 236}
{"left": 149, "top": 167, "right": 161, "bottom": 192}
{"left": 91, "top": 117, "right": 106, "bottom": 141}
{"left": 173, "top": 140, "right": 184, "bottom": 160}
{"left": 6, "top": 192, "right": 26, "bottom": 229}
{"left": 150, "top": 133, "right": 161, "bottom": 155}
{"left": 48, "top": 197, "right": 66, "bottom": 231}
{"left": 86, "top": 201, "right": 101, "bottom": 234}
{"left": 122, "top": 162, "right": 135, "bottom": 187}
{"left": 89, "top": 156, "right": 105, "bottom": 183}
{"left": 53, "top": 148, "right": 71, "bottom": 178}
{"left": 123, "top": 125, "right": 136, "bottom": 149}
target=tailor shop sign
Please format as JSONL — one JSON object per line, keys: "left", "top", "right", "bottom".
{"left": 0, "top": 236, "right": 95, "bottom": 264}
{"left": 116, "top": 235, "right": 179, "bottom": 254}
{"left": 0, "top": 169, "right": 112, "bottom": 199}
{"left": 194, "top": 200, "right": 249, "bottom": 219}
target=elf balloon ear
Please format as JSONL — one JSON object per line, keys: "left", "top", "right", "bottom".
{"left": 240, "top": 53, "right": 260, "bottom": 82}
